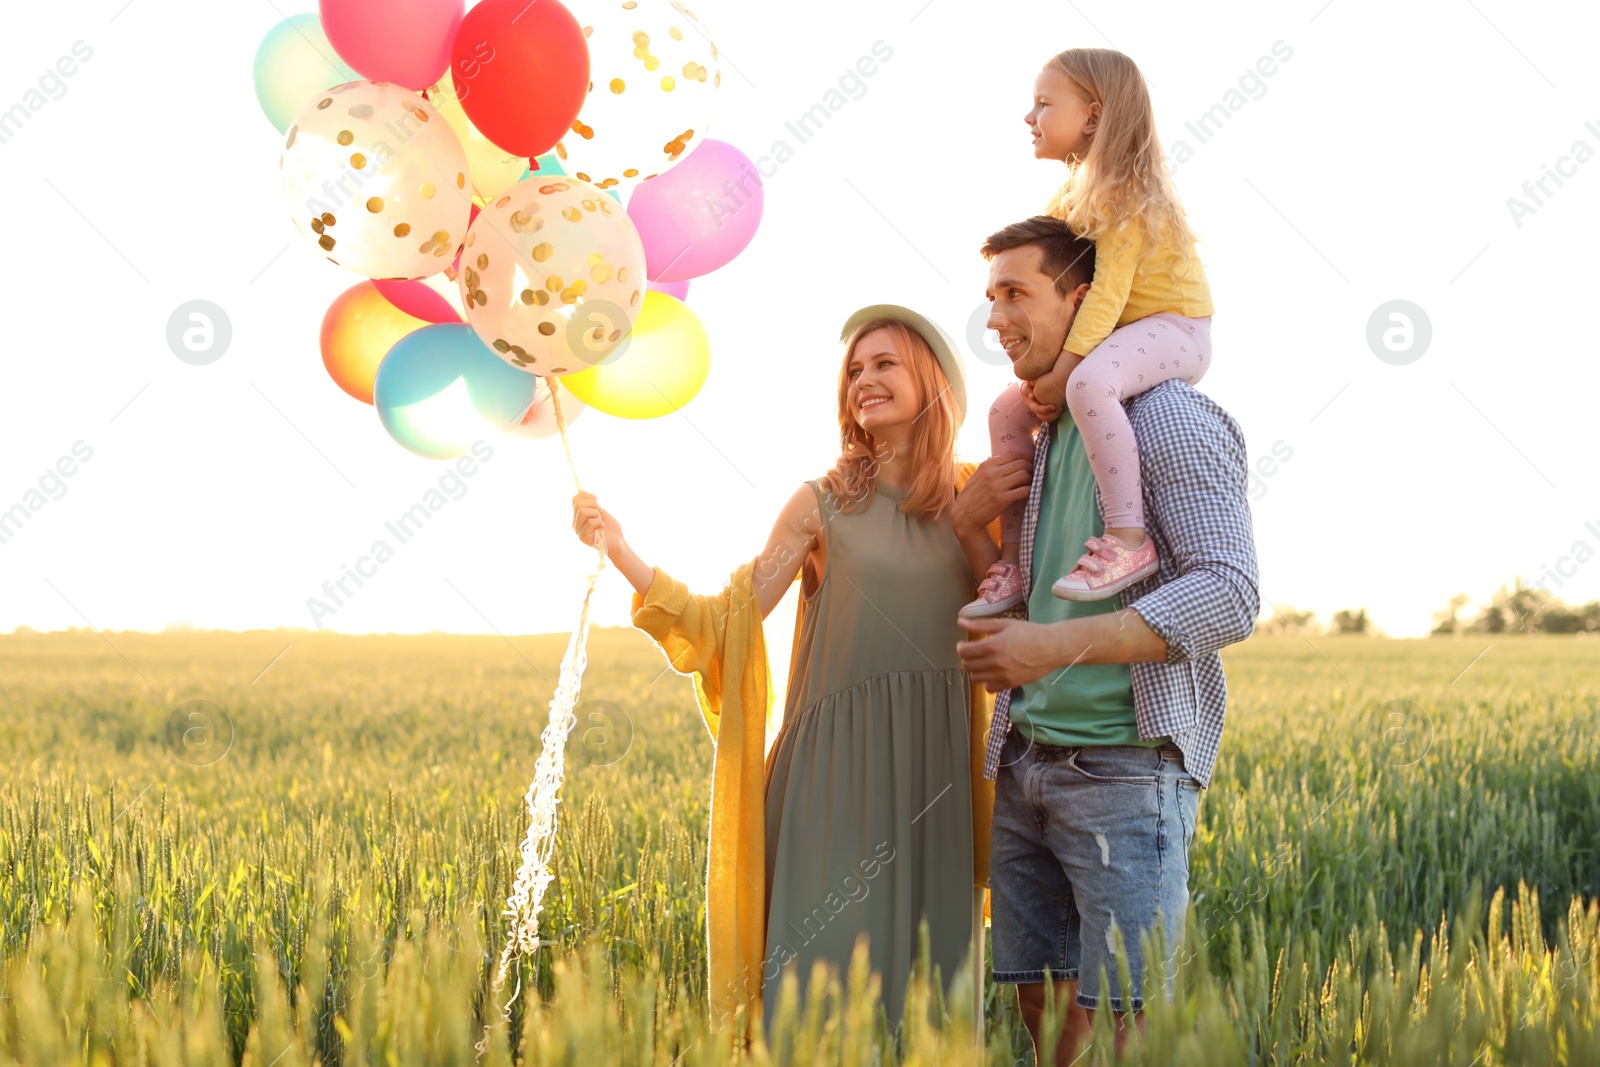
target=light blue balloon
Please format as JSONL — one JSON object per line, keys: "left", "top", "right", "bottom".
{"left": 252, "top": 13, "right": 359, "bottom": 134}
{"left": 374, "top": 324, "right": 540, "bottom": 460}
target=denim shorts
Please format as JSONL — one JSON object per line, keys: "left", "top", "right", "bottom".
{"left": 988, "top": 729, "right": 1202, "bottom": 1010}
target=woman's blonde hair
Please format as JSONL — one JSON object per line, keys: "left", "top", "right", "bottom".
{"left": 821, "top": 318, "right": 957, "bottom": 522}
{"left": 1042, "top": 48, "right": 1196, "bottom": 252}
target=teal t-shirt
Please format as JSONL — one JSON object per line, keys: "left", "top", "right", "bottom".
{"left": 1008, "top": 417, "right": 1159, "bottom": 748}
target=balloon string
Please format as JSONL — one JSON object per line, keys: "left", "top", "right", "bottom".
{"left": 475, "top": 378, "right": 606, "bottom": 1061}
{"left": 549, "top": 386, "right": 576, "bottom": 481}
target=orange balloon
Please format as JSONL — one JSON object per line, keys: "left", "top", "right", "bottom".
{"left": 321, "top": 281, "right": 434, "bottom": 405}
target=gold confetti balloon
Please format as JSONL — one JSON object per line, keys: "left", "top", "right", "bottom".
{"left": 458, "top": 176, "right": 648, "bottom": 375}
{"left": 280, "top": 80, "right": 473, "bottom": 280}
{"left": 555, "top": 0, "right": 722, "bottom": 194}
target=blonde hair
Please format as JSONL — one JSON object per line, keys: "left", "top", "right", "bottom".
{"left": 1042, "top": 48, "right": 1196, "bottom": 252}
{"left": 821, "top": 318, "right": 958, "bottom": 522}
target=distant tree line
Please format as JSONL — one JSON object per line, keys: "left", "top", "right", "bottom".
{"left": 1432, "top": 581, "right": 1600, "bottom": 635}
{"left": 1256, "top": 582, "right": 1599, "bottom": 638}
{"left": 1258, "top": 607, "right": 1370, "bottom": 636}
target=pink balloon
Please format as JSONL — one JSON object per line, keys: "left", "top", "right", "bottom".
{"left": 626, "top": 139, "right": 763, "bottom": 283}
{"left": 647, "top": 278, "right": 690, "bottom": 301}
{"left": 373, "top": 280, "right": 461, "bottom": 324}
{"left": 320, "top": 0, "right": 464, "bottom": 91}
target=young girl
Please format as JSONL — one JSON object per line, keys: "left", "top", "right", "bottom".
{"left": 960, "top": 47, "right": 1213, "bottom": 616}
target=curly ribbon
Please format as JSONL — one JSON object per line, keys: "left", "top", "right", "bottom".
{"left": 477, "top": 385, "right": 606, "bottom": 1059}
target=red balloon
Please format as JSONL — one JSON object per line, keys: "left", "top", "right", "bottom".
{"left": 450, "top": 0, "right": 589, "bottom": 158}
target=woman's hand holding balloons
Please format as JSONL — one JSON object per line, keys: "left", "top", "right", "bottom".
{"left": 571, "top": 491, "right": 621, "bottom": 551}
{"left": 572, "top": 492, "right": 655, "bottom": 595}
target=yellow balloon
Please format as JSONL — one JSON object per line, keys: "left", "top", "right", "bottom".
{"left": 426, "top": 79, "right": 528, "bottom": 206}
{"left": 560, "top": 292, "right": 709, "bottom": 419}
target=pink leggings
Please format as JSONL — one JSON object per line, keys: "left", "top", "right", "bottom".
{"left": 989, "top": 312, "right": 1211, "bottom": 540}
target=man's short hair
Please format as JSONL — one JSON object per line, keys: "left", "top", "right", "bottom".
{"left": 980, "top": 216, "right": 1097, "bottom": 298}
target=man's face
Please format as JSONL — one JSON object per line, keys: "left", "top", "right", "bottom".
{"left": 984, "top": 245, "right": 1089, "bottom": 381}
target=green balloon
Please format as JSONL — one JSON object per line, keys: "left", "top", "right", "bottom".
{"left": 253, "top": 14, "right": 359, "bottom": 134}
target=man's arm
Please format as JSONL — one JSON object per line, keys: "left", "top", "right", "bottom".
{"left": 957, "top": 608, "right": 1167, "bottom": 692}
{"left": 956, "top": 386, "right": 1258, "bottom": 689}
{"left": 1124, "top": 386, "right": 1260, "bottom": 663}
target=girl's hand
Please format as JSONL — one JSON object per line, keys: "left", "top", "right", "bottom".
{"left": 1020, "top": 379, "right": 1063, "bottom": 423}
{"left": 572, "top": 492, "right": 624, "bottom": 551}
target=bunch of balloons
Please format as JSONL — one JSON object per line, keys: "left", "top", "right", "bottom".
{"left": 252, "top": 0, "right": 765, "bottom": 457}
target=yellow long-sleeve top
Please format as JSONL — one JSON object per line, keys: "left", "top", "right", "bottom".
{"left": 1061, "top": 216, "right": 1215, "bottom": 357}
{"left": 628, "top": 462, "right": 998, "bottom": 1029}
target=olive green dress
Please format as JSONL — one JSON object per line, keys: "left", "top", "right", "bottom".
{"left": 761, "top": 477, "right": 976, "bottom": 1027}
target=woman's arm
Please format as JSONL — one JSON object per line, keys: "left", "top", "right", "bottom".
{"left": 572, "top": 484, "right": 824, "bottom": 620}
{"left": 751, "top": 484, "right": 825, "bottom": 618}
{"left": 572, "top": 493, "right": 655, "bottom": 594}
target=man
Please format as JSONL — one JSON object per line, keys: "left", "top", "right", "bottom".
{"left": 953, "top": 215, "right": 1259, "bottom": 1065}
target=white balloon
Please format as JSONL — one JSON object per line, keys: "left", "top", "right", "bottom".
{"left": 280, "top": 80, "right": 473, "bottom": 280}
{"left": 553, "top": 0, "right": 722, "bottom": 194}
{"left": 458, "top": 176, "right": 647, "bottom": 376}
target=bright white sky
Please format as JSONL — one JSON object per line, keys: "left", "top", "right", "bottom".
{"left": 1, "top": 0, "right": 1596, "bottom": 656}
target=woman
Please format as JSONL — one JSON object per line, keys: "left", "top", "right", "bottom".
{"left": 571, "top": 305, "right": 1003, "bottom": 1032}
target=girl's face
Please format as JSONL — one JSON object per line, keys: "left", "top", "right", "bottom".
{"left": 846, "top": 328, "right": 921, "bottom": 436}
{"left": 1026, "top": 66, "right": 1099, "bottom": 163}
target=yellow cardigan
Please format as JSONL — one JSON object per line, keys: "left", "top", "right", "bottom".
{"left": 1061, "top": 215, "right": 1215, "bottom": 357}
{"left": 629, "top": 462, "right": 998, "bottom": 1028}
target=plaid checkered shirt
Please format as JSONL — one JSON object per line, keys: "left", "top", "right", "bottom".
{"left": 980, "top": 380, "right": 1260, "bottom": 788}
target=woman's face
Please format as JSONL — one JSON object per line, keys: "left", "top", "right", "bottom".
{"left": 846, "top": 328, "right": 922, "bottom": 436}
{"left": 1026, "top": 66, "right": 1098, "bottom": 163}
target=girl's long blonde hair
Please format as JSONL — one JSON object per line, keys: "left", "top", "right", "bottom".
{"left": 1042, "top": 48, "right": 1196, "bottom": 252}
{"left": 821, "top": 318, "right": 958, "bottom": 522}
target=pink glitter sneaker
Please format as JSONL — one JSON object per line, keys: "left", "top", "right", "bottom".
{"left": 1051, "top": 534, "right": 1158, "bottom": 602}
{"left": 960, "top": 559, "right": 1026, "bottom": 618}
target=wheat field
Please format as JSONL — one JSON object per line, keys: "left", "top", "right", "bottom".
{"left": 1, "top": 628, "right": 1597, "bottom": 1065}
